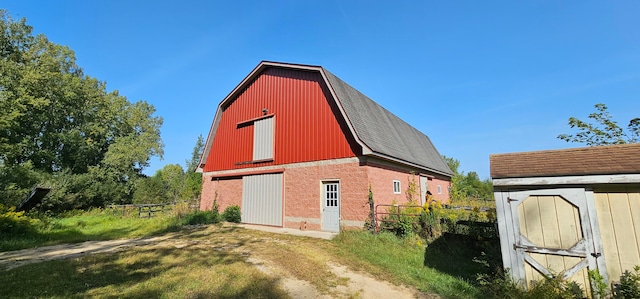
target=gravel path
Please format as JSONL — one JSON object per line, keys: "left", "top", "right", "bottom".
{"left": 0, "top": 235, "right": 172, "bottom": 271}
{"left": 0, "top": 226, "right": 436, "bottom": 298}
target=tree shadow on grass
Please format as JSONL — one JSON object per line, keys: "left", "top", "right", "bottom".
{"left": 0, "top": 240, "right": 287, "bottom": 298}
{"left": 423, "top": 232, "right": 502, "bottom": 282}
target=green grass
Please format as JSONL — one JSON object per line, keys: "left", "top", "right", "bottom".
{"left": 333, "top": 231, "right": 502, "bottom": 299}
{"left": 1, "top": 210, "right": 505, "bottom": 298}
{"left": 0, "top": 229, "right": 289, "bottom": 298}
{"left": 0, "top": 209, "right": 180, "bottom": 252}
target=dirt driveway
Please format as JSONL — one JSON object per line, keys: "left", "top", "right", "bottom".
{"left": 0, "top": 224, "right": 434, "bottom": 299}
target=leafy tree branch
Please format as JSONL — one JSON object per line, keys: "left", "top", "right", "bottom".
{"left": 558, "top": 103, "right": 639, "bottom": 146}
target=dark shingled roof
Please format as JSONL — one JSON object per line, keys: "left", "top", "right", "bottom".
{"left": 490, "top": 143, "right": 640, "bottom": 179}
{"left": 322, "top": 69, "right": 452, "bottom": 176}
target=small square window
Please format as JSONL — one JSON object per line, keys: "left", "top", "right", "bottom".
{"left": 393, "top": 180, "right": 401, "bottom": 194}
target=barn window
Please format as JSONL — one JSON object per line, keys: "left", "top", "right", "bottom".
{"left": 393, "top": 180, "right": 401, "bottom": 194}
{"left": 437, "top": 185, "right": 442, "bottom": 194}
{"left": 253, "top": 117, "right": 274, "bottom": 161}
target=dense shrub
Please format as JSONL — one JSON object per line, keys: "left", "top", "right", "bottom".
{"left": 614, "top": 266, "right": 640, "bottom": 299}
{"left": 222, "top": 205, "right": 241, "bottom": 223}
{"left": 381, "top": 208, "right": 415, "bottom": 238}
{"left": 378, "top": 198, "right": 497, "bottom": 241}
{"left": 478, "top": 269, "right": 585, "bottom": 299}
{"left": 479, "top": 263, "right": 640, "bottom": 298}
{"left": 181, "top": 210, "right": 220, "bottom": 225}
{"left": 0, "top": 204, "right": 39, "bottom": 234}
{"left": 416, "top": 201, "right": 497, "bottom": 241}
{"left": 589, "top": 269, "right": 608, "bottom": 299}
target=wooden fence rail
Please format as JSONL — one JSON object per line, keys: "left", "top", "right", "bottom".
{"left": 441, "top": 204, "right": 494, "bottom": 212}
{"left": 107, "top": 203, "right": 175, "bottom": 218}
{"left": 374, "top": 203, "right": 497, "bottom": 235}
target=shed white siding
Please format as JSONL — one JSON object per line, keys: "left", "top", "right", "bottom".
{"left": 594, "top": 188, "right": 640, "bottom": 282}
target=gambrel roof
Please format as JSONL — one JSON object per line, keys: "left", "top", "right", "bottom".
{"left": 198, "top": 61, "right": 453, "bottom": 177}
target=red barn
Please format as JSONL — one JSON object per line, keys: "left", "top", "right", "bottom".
{"left": 197, "top": 61, "right": 452, "bottom": 232}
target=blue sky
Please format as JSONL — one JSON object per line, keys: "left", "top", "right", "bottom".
{"left": 4, "top": 1, "right": 640, "bottom": 179}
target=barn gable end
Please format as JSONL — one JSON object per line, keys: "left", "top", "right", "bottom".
{"left": 202, "top": 66, "right": 359, "bottom": 172}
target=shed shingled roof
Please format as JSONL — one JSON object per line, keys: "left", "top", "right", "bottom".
{"left": 198, "top": 61, "right": 453, "bottom": 177}
{"left": 490, "top": 143, "right": 640, "bottom": 179}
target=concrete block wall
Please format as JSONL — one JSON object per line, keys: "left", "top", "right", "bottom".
{"left": 428, "top": 177, "right": 451, "bottom": 203}
{"left": 283, "top": 160, "right": 369, "bottom": 230}
{"left": 199, "top": 159, "right": 452, "bottom": 232}
{"left": 200, "top": 176, "right": 242, "bottom": 212}
{"left": 365, "top": 164, "right": 423, "bottom": 213}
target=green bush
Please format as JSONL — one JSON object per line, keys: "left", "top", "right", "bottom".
{"left": 479, "top": 266, "right": 640, "bottom": 299}
{"left": 382, "top": 213, "right": 414, "bottom": 238}
{"left": 589, "top": 269, "right": 608, "bottom": 299}
{"left": 526, "top": 276, "right": 584, "bottom": 299}
{"left": 222, "top": 205, "right": 241, "bottom": 223}
{"left": 414, "top": 201, "right": 498, "bottom": 242}
{"left": 614, "top": 266, "right": 640, "bottom": 299}
{"left": 477, "top": 269, "right": 525, "bottom": 298}
{"left": 418, "top": 205, "right": 442, "bottom": 240}
{"left": 0, "top": 204, "right": 39, "bottom": 234}
{"left": 379, "top": 201, "right": 422, "bottom": 238}
{"left": 0, "top": 162, "right": 46, "bottom": 207}
{"left": 478, "top": 269, "right": 585, "bottom": 299}
{"left": 181, "top": 210, "right": 220, "bottom": 225}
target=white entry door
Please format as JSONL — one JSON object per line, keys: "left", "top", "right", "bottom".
{"left": 322, "top": 182, "right": 340, "bottom": 232}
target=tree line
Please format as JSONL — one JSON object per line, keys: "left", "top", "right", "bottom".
{"left": 0, "top": 11, "right": 201, "bottom": 211}
{"left": 442, "top": 156, "right": 494, "bottom": 202}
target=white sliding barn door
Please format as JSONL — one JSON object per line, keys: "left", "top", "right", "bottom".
{"left": 241, "top": 173, "right": 282, "bottom": 226}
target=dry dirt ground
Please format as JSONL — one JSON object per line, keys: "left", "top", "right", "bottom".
{"left": 0, "top": 224, "right": 435, "bottom": 299}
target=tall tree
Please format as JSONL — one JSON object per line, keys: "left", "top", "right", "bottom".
{"left": 157, "top": 164, "right": 185, "bottom": 202}
{"left": 558, "top": 103, "right": 639, "bottom": 146}
{"left": 185, "top": 134, "right": 204, "bottom": 173}
{"left": 184, "top": 134, "right": 204, "bottom": 200}
{"left": 442, "top": 155, "right": 493, "bottom": 202}
{"left": 0, "top": 11, "right": 164, "bottom": 209}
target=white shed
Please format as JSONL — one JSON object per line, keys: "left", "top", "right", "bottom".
{"left": 491, "top": 143, "right": 640, "bottom": 294}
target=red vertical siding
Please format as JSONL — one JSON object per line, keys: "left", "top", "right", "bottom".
{"left": 204, "top": 68, "right": 360, "bottom": 172}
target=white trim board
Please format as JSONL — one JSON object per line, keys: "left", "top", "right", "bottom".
{"left": 493, "top": 174, "right": 640, "bottom": 187}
